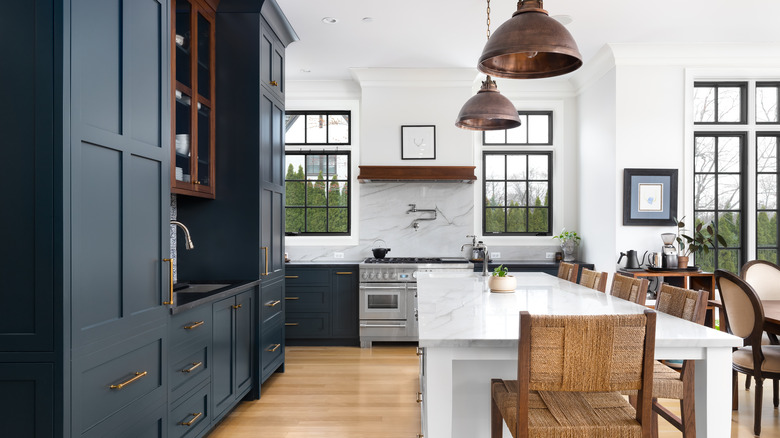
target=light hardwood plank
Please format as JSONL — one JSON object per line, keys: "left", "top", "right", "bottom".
{"left": 210, "top": 346, "right": 780, "bottom": 437}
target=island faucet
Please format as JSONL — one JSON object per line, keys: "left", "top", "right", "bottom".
{"left": 473, "top": 241, "right": 489, "bottom": 276}
{"left": 171, "top": 220, "right": 195, "bottom": 250}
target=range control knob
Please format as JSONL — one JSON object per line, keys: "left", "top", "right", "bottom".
{"left": 369, "top": 272, "right": 375, "bottom": 279}
{"left": 362, "top": 272, "right": 369, "bottom": 280}
{"left": 384, "top": 272, "right": 390, "bottom": 279}
{"left": 389, "top": 272, "right": 396, "bottom": 279}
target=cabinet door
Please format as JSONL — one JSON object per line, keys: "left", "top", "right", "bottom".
{"left": 260, "top": 23, "right": 284, "bottom": 100}
{"left": 260, "top": 92, "right": 285, "bottom": 280}
{"left": 260, "top": 278, "right": 286, "bottom": 378}
{"left": 70, "top": 0, "right": 170, "bottom": 349}
{"left": 234, "top": 290, "right": 254, "bottom": 396}
{"left": 211, "top": 296, "right": 235, "bottom": 417}
{"left": 332, "top": 269, "right": 359, "bottom": 339}
{"left": 0, "top": 0, "right": 55, "bottom": 352}
{"left": 0, "top": 363, "right": 54, "bottom": 438}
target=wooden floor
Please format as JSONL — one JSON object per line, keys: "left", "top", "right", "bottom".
{"left": 210, "top": 345, "right": 780, "bottom": 438}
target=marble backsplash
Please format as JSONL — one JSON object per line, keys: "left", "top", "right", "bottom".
{"left": 285, "top": 182, "right": 561, "bottom": 262}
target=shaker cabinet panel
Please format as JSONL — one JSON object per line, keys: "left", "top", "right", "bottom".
{"left": 0, "top": 0, "right": 55, "bottom": 352}
{"left": 0, "top": 363, "right": 54, "bottom": 438}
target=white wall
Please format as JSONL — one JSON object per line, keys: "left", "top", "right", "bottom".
{"left": 577, "top": 64, "right": 617, "bottom": 273}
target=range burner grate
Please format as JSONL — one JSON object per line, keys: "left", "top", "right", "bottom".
{"left": 363, "top": 257, "right": 443, "bottom": 264}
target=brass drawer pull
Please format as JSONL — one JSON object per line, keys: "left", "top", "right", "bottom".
{"left": 265, "top": 300, "right": 281, "bottom": 307}
{"left": 336, "top": 271, "right": 353, "bottom": 275}
{"left": 266, "top": 343, "right": 281, "bottom": 352}
{"left": 285, "top": 296, "right": 299, "bottom": 300}
{"left": 163, "top": 259, "right": 174, "bottom": 305}
{"left": 269, "top": 80, "right": 278, "bottom": 87}
{"left": 181, "top": 362, "right": 203, "bottom": 373}
{"left": 416, "top": 347, "right": 424, "bottom": 357}
{"left": 184, "top": 321, "right": 205, "bottom": 330}
{"left": 285, "top": 275, "right": 299, "bottom": 279}
{"left": 416, "top": 392, "right": 423, "bottom": 403}
{"left": 110, "top": 371, "right": 148, "bottom": 390}
{"left": 285, "top": 322, "right": 299, "bottom": 326}
{"left": 179, "top": 412, "right": 203, "bottom": 426}
{"left": 232, "top": 304, "right": 242, "bottom": 309}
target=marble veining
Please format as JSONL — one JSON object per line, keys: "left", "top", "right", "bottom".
{"left": 286, "top": 182, "right": 560, "bottom": 261}
{"left": 416, "top": 271, "right": 741, "bottom": 349}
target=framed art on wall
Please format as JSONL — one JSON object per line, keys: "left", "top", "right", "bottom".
{"left": 401, "top": 125, "right": 436, "bottom": 160}
{"left": 623, "top": 168, "right": 678, "bottom": 225}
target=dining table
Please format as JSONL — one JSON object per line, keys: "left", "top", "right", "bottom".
{"left": 761, "top": 300, "right": 780, "bottom": 336}
{"left": 416, "top": 271, "right": 743, "bottom": 438}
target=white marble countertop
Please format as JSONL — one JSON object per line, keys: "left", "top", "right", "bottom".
{"left": 417, "top": 272, "right": 741, "bottom": 349}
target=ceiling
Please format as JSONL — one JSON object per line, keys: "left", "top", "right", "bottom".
{"left": 275, "top": 0, "right": 780, "bottom": 82}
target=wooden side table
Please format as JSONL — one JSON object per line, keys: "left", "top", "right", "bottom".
{"left": 617, "top": 269, "right": 719, "bottom": 329}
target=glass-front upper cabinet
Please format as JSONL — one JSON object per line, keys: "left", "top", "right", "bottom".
{"left": 172, "top": 0, "right": 216, "bottom": 198}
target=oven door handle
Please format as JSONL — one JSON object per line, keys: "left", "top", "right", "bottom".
{"left": 360, "top": 322, "right": 407, "bottom": 328}
{"left": 360, "top": 286, "right": 407, "bottom": 290}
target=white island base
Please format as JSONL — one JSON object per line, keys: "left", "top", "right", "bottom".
{"left": 416, "top": 272, "right": 740, "bottom": 438}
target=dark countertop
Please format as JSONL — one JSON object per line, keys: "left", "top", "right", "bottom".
{"left": 170, "top": 279, "right": 261, "bottom": 315}
{"left": 286, "top": 261, "right": 361, "bottom": 267}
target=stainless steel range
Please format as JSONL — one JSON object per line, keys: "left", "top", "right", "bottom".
{"left": 359, "top": 257, "right": 473, "bottom": 348}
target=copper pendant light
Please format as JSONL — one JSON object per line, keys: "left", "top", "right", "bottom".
{"left": 456, "top": 0, "right": 521, "bottom": 131}
{"left": 478, "top": 0, "right": 582, "bottom": 79}
{"left": 455, "top": 76, "right": 521, "bottom": 130}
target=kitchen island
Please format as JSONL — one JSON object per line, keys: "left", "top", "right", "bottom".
{"left": 416, "top": 272, "right": 741, "bottom": 438}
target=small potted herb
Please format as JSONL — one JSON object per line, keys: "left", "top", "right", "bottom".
{"left": 488, "top": 264, "right": 516, "bottom": 293}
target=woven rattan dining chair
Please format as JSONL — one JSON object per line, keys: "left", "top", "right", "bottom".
{"left": 741, "top": 260, "right": 780, "bottom": 390}
{"left": 610, "top": 273, "right": 649, "bottom": 306}
{"left": 556, "top": 261, "right": 578, "bottom": 283}
{"left": 490, "top": 310, "right": 656, "bottom": 438}
{"left": 649, "top": 283, "right": 708, "bottom": 438}
{"left": 715, "top": 269, "right": 780, "bottom": 436}
{"left": 578, "top": 268, "right": 608, "bottom": 292}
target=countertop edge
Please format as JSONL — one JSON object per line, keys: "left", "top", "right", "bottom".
{"left": 170, "top": 279, "right": 261, "bottom": 314}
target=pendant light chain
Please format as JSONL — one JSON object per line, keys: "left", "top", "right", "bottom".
{"left": 486, "top": 0, "right": 491, "bottom": 40}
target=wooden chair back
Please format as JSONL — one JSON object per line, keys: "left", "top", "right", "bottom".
{"left": 656, "top": 283, "right": 708, "bottom": 325}
{"left": 556, "top": 262, "right": 579, "bottom": 283}
{"left": 741, "top": 259, "right": 780, "bottom": 300}
{"left": 579, "top": 268, "right": 608, "bottom": 292}
{"left": 515, "top": 310, "right": 656, "bottom": 436}
{"left": 610, "top": 273, "right": 649, "bottom": 305}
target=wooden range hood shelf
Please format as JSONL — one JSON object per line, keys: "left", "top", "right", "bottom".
{"left": 357, "top": 166, "right": 477, "bottom": 183}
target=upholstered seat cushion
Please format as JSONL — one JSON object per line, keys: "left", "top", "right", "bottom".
{"left": 733, "top": 345, "right": 780, "bottom": 373}
{"left": 492, "top": 380, "right": 641, "bottom": 438}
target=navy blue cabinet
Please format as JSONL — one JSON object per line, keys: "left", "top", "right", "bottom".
{"left": 285, "top": 266, "right": 359, "bottom": 346}
{"left": 212, "top": 289, "right": 254, "bottom": 421}
{"left": 2, "top": 0, "right": 171, "bottom": 436}
{"left": 260, "top": 277, "right": 286, "bottom": 384}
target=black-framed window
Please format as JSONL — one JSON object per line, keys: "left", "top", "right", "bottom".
{"left": 757, "top": 133, "right": 780, "bottom": 263}
{"left": 285, "top": 111, "right": 351, "bottom": 145}
{"left": 693, "top": 133, "right": 746, "bottom": 273}
{"left": 483, "top": 152, "right": 552, "bottom": 235}
{"left": 284, "top": 151, "right": 350, "bottom": 235}
{"left": 483, "top": 111, "right": 553, "bottom": 145}
{"left": 693, "top": 82, "right": 747, "bottom": 124}
{"left": 757, "top": 82, "right": 780, "bottom": 124}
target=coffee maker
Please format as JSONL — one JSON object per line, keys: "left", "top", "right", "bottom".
{"left": 660, "top": 233, "right": 678, "bottom": 269}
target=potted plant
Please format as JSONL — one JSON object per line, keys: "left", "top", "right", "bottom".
{"left": 553, "top": 228, "right": 581, "bottom": 262}
{"left": 488, "top": 264, "right": 517, "bottom": 293}
{"left": 674, "top": 217, "right": 727, "bottom": 268}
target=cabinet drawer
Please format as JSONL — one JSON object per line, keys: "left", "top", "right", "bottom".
{"left": 285, "top": 286, "right": 329, "bottom": 312}
{"left": 170, "top": 382, "right": 210, "bottom": 438}
{"left": 75, "top": 335, "right": 163, "bottom": 434}
{"left": 285, "top": 268, "right": 329, "bottom": 286}
{"left": 285, "top": 313, "right": 330, "bottom": 339}
{"left": 170, "top": 304, "right": 212, "bottom": 349}
{"left": 261, "top": 282, "right": 284, "bottom": 322}
{"left": 169, "top": 346, "right": 209, "bottom": 402}
{"left": 261, "top": 318, "right": 285, "bottom": 377}
{"left": 81, "top": 395, "right": 165, "bottom": 438}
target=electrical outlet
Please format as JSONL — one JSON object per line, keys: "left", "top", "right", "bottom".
{"left": 334, "top": 252, "right": 344, "bottom": 259}
{"left": 546, "top": 252, "right": 555, "bottom": 259}
{"left": 491, "top": 252, "right": 501, "bottom": 259}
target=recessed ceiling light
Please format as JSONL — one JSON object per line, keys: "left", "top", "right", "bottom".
{"left": 362, "top": 17, "right": 374, "bottom": 23}
{"left": 551, "top": 15, "right": 573, "bottom": 25}
{"left": 300, "top": 68, "right": 311, "bottom": 73}
{"left": 322, "top": 17, "right": 338, "bottom": 24}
